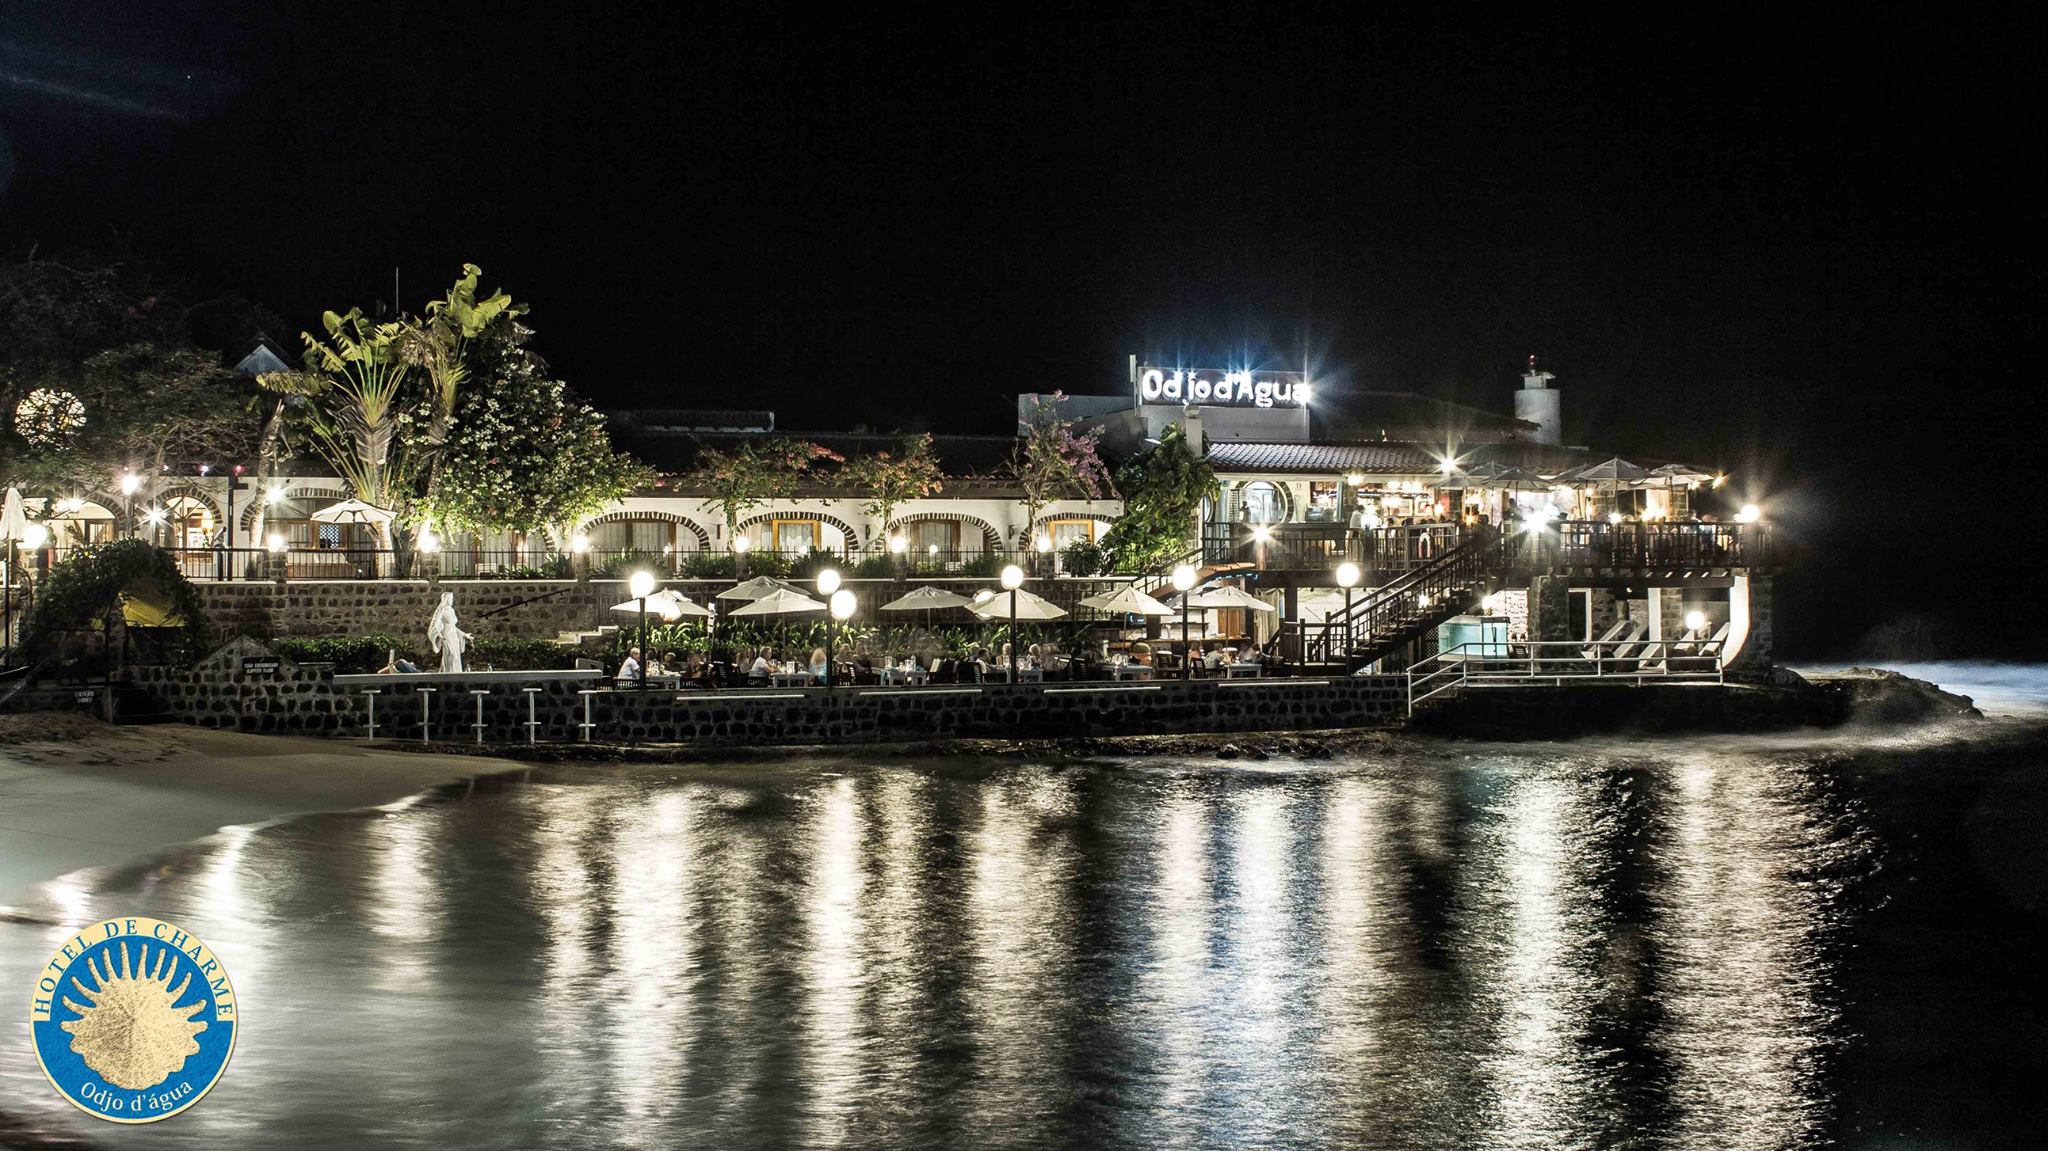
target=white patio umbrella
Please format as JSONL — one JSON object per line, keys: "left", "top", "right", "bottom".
{"left": 0, "top": 487, "right": 28, "bottom": 543}
{"left": 309, "top": 497, "right": 396, "bottom": 526}
{"left": 1076, "top": 584, "right": 1176, "bottom": 616}
{"left": 716, "top": 575, "right": 803, "bottom": 602}
{"left": 879, "top": 585, "right": 978, "bottom": 612}
{"left": 1, "top": 487, "right": 29, "bottom": 654}
{"left": 880, "top": 584, "right": 979, "bottom": 634}
{"left": 1647, "top": 463, "right": 1716, "bottom": 515}
{"left": 726, "top": 588, "right": 828, "bottom": 617}
{"left": 1559, "top": 457, "right": 1653, "bottom": 517}
{"left": 609, "top": 588, "right": 714, "bottom": 619}
{"left": 971, "top": 588, "right": 1068, "bottom": 621}
{"left": 1172, "top": 584, "right": 1278, "bottom": 612}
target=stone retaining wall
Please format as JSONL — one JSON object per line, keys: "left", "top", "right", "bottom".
{"left": 126, "top": 638, "right": 1409, "bottom": 744}
{"left": 190, "top": 580, "right": 616, "bottom": 642}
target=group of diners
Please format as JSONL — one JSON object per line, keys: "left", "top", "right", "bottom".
{"left": 608, "top": 637, "right": 1277, "bottom": 689}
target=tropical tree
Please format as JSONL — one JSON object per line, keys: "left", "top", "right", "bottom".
{"left": 422, "top": 325, "right": 650, "bottom": 536}
{"left": 1, "top": 256, "right": 263, "bottom": 491}
{"left": 685, "top": 438, "right": 843, "bottom": 544}
{"left": 256, "top": 308, "right": 417, "bottom": 511}
{"left": 1007, "top": 391, "right": 1112, "bottom": 541}
{"left": 399, "top": 265, "right": 526, "bottom": 504}
{"left": 845, "top": 433, "right": 944, "bottom": 541}
{"left": 1100, "top": 422, "right": 1218, "bottom": 574}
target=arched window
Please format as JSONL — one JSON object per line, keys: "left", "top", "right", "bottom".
{"left": 1240, "top": 482, "right": 1286, "bottom": 525}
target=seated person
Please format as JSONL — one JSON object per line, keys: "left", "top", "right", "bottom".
{"left": 749, "top": 648, "right": 772, "bottom": 681}
{"left": 1025, "top": 643, "right": 1043, "bottom": 670}
{"left": 662, "top": 651, "right": 682, "bottom": 678}
{"left": 808, "top": 646, "right": 829, "bottom": 683}
{"left": 1203, "top": 644, "right": 1226, "bottom": 671}
{"left": 617, "top": 646, "right": 644, "bottom": 684}
{"left": 1130, "top": 642, "right": 1152, "bottom": 667}
{"left": 376, "top": 649, "right": 423, "bottom": 674}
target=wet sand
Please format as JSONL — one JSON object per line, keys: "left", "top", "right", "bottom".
{"left": 0, "top": 719, "right": 534, "bottom": 915}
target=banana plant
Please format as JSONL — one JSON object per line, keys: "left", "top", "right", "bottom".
{"left": 256, "top": 307, "right": 415, "bottom": 513}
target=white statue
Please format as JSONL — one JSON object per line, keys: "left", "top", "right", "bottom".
{"left": 427, "top": 591, "right": 470, "bottom": 673}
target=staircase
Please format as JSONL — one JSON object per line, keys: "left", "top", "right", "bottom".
{"left": 1287, "top": 534, "right": 1505, "bottom": 672}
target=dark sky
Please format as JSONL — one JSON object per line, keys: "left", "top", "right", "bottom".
{"left": 2, "top": 2, "right": 2042, "bottom": 657}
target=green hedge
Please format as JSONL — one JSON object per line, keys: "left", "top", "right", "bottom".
{"left": 267, "top": 632, "right": 579, "bottom": 672}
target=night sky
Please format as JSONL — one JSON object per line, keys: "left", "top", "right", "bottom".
{"left": 2, "top": 3, "right": 2041, "bottom": 658}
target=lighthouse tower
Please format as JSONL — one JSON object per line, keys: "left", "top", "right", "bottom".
{"left": 1514, "top": 355, "right": 1561, "bottom": 445}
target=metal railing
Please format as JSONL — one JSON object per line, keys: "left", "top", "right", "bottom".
{"left": 1289, "top": 534, "right": 1504, "bottom": 666}
{"left": 1406, "top": 638, "right": 1727, "bottom": 715}
{"left": 1530, "top": 521, "right": 1771, "bottom": 571}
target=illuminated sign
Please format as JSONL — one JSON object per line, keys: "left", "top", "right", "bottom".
{"left": 1136, "top": 366, "right": 1310, "bottom": 408}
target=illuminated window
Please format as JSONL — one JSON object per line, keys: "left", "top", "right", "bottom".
{"left": 909, "top": 520, "right": 959, "bottom": 553}
{"left": 1042, "top": 518, "right": 1100, "bottom": 548}
{"left": 1240, "top": 482, "right": 1286, "bottom": 524}
{"left": 771, "top": 518, "right": 822, "bottom": 552}
{"left": 1305, "top": 481, "right": 1339, "bottom": 522}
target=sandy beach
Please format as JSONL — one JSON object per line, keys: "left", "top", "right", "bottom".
{"left": 0, "top": 716, "right": 536, "bottom": 916}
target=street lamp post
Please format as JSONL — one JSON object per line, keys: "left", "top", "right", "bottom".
{"left": 1000, "top": 563, "right": 1024, "bottom": 681}
{"left": 733, "top": 533, "right": 750, "bottom": 580}
{"left": 1171, "top": 563, "right": 1197, "bottom": 679}
{"left": 829, "top": 589, "right": 855, "bottom": 686}
{"left": 816, "top": 568, "right": 842, "bottom": 687}
{"left": 118, "top": 472, "right": 140, "bottom": 537}
{"left": 629, "top": 569, "right": 657, "bottom": 687}
{"left": 1335, "top": 561, "right": 1361, "bottom": 667}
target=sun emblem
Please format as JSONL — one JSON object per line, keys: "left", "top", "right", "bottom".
{"left": 59, "top": 941, "right": 209, "bottom": 1090}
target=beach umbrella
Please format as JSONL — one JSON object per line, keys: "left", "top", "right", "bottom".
{"left": 726, "top": 588, "right": 828, "bottom": 617}
{"left": 1076, "top": 585, "right": 1176, "bottom": 616}
{"left": 971, "top": 588, "right": 1068, "bottom": 621}
{"left": 716, "top": 575, "right": 802, "bottom": 602}
{"left": 879, "top": 585, "right": 977, "bottom": 612}
{"left": 1172, "top": 584, "right": 1278, "bottom": 612}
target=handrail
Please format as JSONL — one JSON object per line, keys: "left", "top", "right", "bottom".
{"left": 474, "top": 585, "right": 575, "bottom": 620}
{"left": 1301, "top": 532, "right": 1507, "bottom": 664}
{"left": 1405, "top": 638, "right": 1727, "bottom": 714}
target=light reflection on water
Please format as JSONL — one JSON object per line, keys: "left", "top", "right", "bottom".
{"left": 2, "top": 729, "right": 2036, "bottom": 1150}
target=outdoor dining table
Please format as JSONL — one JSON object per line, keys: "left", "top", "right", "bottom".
{"left": 1225, "top": 662, "right": 1264, "bottom": 678}
{"left": 989, "top": 667, "right": 1044, "bottom": 683}
{"left": 880, "top": 667, "right": 930, "bottom": 686}
{"left": 770, "top": 671, "right": 815, "bottom": 688}
{"left": 1113, "top": 664, "right": 1155, "bottom": 680}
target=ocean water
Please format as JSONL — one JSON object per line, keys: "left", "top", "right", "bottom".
{"left": 1, "top": 700, "right": 2043, "bottom": 1148}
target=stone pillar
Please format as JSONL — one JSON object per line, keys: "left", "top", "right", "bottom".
{"left": 1741, "top": 574, "right": 1775, "bottom": 668}
{"left": 1528, "top": 575, "right": 1571, "bottom": 643}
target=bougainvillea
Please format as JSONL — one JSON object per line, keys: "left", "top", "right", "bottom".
{"left": 685, "top": 438, "right": 843, "bottom": 541}
{"left": 1008, "top": 391, "right": 1113, "bottom": 537}
{"left": 845, "top": 433, "right": 945, "bottom": 534}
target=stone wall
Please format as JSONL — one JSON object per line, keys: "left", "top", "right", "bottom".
{"left": 190, "top": 580, "right": 618, "bottom": 642}
{"left": 126, "top": 639, "right": 1410, "bottom": 745}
